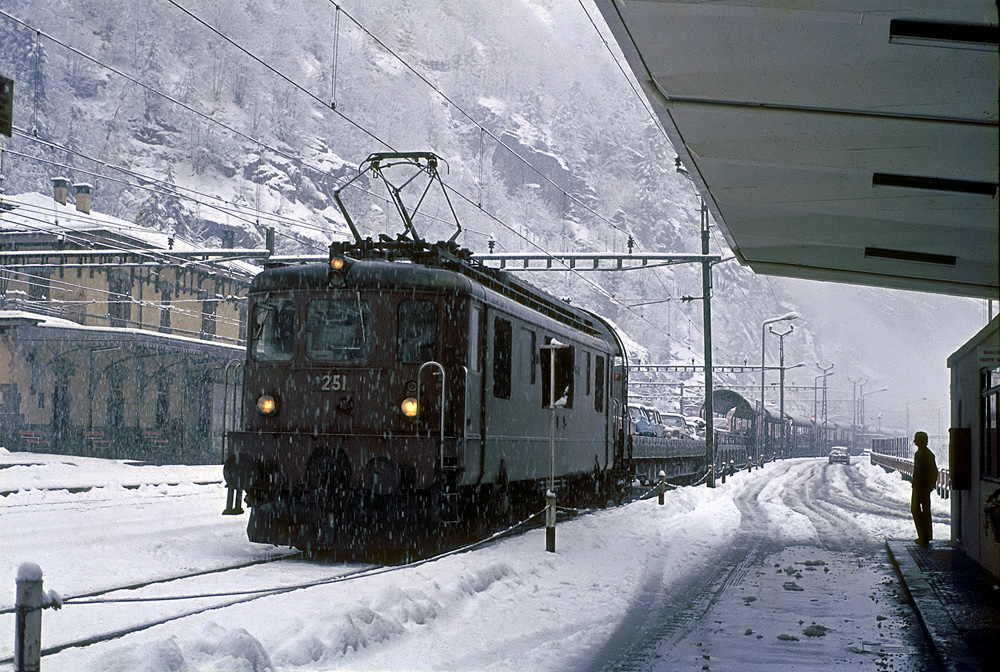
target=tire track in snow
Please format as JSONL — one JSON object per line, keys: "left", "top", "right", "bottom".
{"left": 588, "top": 535, "right": 768, "bottom": 672}
{"left": 592, "top": 458, "right": 941, "bottom": 671}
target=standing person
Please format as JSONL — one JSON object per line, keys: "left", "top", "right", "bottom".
{"left": 911, "top": 431, "right": 938, "bottom": 545}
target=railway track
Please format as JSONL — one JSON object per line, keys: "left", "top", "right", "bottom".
{"left": 0, "top": 551, "right": 375, "bottom": 664}
{"left": 0, "top": 479, "right": 222, "bottom": 500}
{"left": 0, "top": 502, "right": 564, "bottom": 665}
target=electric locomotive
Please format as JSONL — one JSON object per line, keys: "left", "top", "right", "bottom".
{"left": 223, "top": 153, "right": 632, "bottom": 553}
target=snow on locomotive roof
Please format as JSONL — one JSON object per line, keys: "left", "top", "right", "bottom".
{"left": 250, "top": 257, "right": 476, "bottom": 294}
{"left": 253, "top": 249, "right": 618, "bottom": 346}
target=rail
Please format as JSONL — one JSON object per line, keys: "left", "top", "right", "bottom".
{"left": 6, "top": 505, "right": 552, "bottom": 667}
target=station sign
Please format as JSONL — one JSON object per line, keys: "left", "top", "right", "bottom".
{"left": 978, "top": 343, "right": 1000, "bottom": 368}
{"left": 0, "top": 75, "right": 12, "bottom": 137}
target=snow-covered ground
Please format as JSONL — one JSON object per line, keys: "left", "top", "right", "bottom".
{"left": 0, "top": 448, "right": 949, "bottom": 671}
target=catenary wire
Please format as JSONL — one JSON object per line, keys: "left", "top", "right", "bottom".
{"left": 0, "top": 6, "right": 669, "bottom": 328}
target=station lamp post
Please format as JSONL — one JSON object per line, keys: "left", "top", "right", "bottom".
{"left": 905, "top": 396, "right": 928, "bottom": 440}
{"left": 760, "top": 313, "right": 798, "bottom": 463}
{"left": 860, "top": 387, "right": 887, "bottom": 429}
{"left": 769, "top": 324, "right": 794, "bottom": 458}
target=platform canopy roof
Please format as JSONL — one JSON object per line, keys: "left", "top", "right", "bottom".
{"left": 594, "top": 1, "right": 998, "bottom": 299}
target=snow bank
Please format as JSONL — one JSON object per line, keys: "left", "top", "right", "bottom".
{"left": 3, "top": 454, "right": 947, "bottom": 672}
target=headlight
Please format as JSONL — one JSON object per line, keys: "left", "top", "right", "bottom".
{"left": 256, "top": 394, "right": 278, "bottom": 416}
{"left": 400, "top": 397, "right": 418, "bottom": 418}
{"left": 330, "top": 256, "right": 346, "bottom": 271}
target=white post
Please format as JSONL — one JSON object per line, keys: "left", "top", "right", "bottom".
{"left": 15, "top": 563, "right": 43, "bottom": 672}
{"left": 541, "top": 339, "right": 568, "bottom": 553}
{"left": 547, "top": 346, "right": 557, "bottom": 553}
{"left": 546, "top": 490, "right": 557, "bottom": 553}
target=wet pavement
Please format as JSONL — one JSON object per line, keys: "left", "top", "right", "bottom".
{"left": 589, "top": 459, "right": 968, "bottom": 671}
{"left": 887, "top": 539, "right": 1000, "bottom": 672}
{"left": 595, "top": 540, "right": 940, "bottom": 671}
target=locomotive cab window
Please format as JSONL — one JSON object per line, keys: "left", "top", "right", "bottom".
{"left": 397, "top": 299, "right": 437, "bottom": 364}
{"left": 540, "top": 341, "right": 574, "bottom": 408}
{"left": 250, "top": 298, "right": 295, "bottom": 362}
{"left": 305, "top": 298, "right": 372, "bottom": 362}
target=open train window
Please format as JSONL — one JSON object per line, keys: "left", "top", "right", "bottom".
{"left": 521, "top": 328, "right": 537, "bottom": 385}
{"left": 250, "top": 298, "right": 295, "bottom": 362}
{"left": 540, "top": 339, "right": 574, "bottom": 408}
{"left": 595, "top": 355, "right": 605, "bottom": 412}
{"left": 493, "top": 317, "right": 512, "bottom": 399}
{"left": 305, "top": 298, "right": 372, "bottom": 362}
{"left": 397, "top": 299, "right": 437, "bottom": 364}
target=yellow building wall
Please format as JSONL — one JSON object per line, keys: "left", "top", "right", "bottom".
{"left": 4, "top": 262, "right": 247, "bottom": 345}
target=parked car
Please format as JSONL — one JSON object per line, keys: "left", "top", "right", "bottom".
{"left": 685, "top": 416, "right": 707, "bottom": 438}
{"left": 628, "top": 404, "right": 658, "bottom": 436}
{"left": 829, "top": 447, "right": 851, "bottom": 465}
{"left": 661, "top": 413, "right": 694, "bottom": 439}
{"left": 642, "top": 406, "right": 668, "bottom": 437}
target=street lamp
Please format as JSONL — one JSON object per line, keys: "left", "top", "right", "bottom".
{"left": 769, "top": 324, "right": 794, "bottom": 458}
{"left": 905, "top": 396, "right": 928, "bottom": 440}
{"left": 760, "top": 313, "right": 798, "bottom": 462}
{"left": 860, "top": 387, "right": 887, "bottom": 429}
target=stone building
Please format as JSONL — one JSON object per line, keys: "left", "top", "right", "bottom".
{"left": 0, "top": 182, "right": 257, "bottom": 463}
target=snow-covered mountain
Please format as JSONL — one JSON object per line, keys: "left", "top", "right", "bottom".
{"left": 0, "top": 0, "right": 985, "bottom": 433}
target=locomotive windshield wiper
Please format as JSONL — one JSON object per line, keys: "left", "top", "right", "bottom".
{"left": 355, "top": 290, "right": 367, "bottom": 343}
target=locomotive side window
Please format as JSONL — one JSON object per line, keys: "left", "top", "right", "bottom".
{"left": 595, "top": 355, "right": 605, "bottom": 412}
{"left": 540, "top": 340, "right": 574, "bottom": 408}
{"left": 305, "top": 298, "right": 372, "bottom": 362}
{"left": 397, "top": 299, "right": 437, "bottom": 364}
{"left": 493, "top": 317, "right": 512, "bottom": 399}
{"left": 250, "top": 299, "right": 296, "bottom": 362}
{"left": 585, "top": 352, "right": 591, "bottom": 396}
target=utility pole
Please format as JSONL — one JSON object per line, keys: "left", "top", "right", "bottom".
{"left": 699, "top": 197, "right": 715, "bottom": 486}
{"left": 676, "top": 157, "right": 716, "bottom": 487}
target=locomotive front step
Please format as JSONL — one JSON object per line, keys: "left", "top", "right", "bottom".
{"left": 440, "top": 490, "right": 461, "bottom": 524}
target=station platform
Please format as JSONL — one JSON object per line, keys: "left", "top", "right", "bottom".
{"left": 887, "top": 539, "right": 1000, "bottom": 672}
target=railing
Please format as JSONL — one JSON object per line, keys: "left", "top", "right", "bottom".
{"left": 871, "top": 436, "right": 909, "bottom": 458}
{"left": 870, "top": 451, "right": 914, "bottom": 477}
{"left": 870, "top": 450, "right": 951, "bottom": 498}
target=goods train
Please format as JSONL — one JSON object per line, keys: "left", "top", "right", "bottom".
{"left": 223, "top": 153, "right": 635, "bottom": 553}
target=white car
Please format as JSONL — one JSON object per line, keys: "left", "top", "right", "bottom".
{"left": 828, "top": 447, "right": 851, "bottom": 465}
{"left": 661, "top": 413, "right": 694, "bottom": 439}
